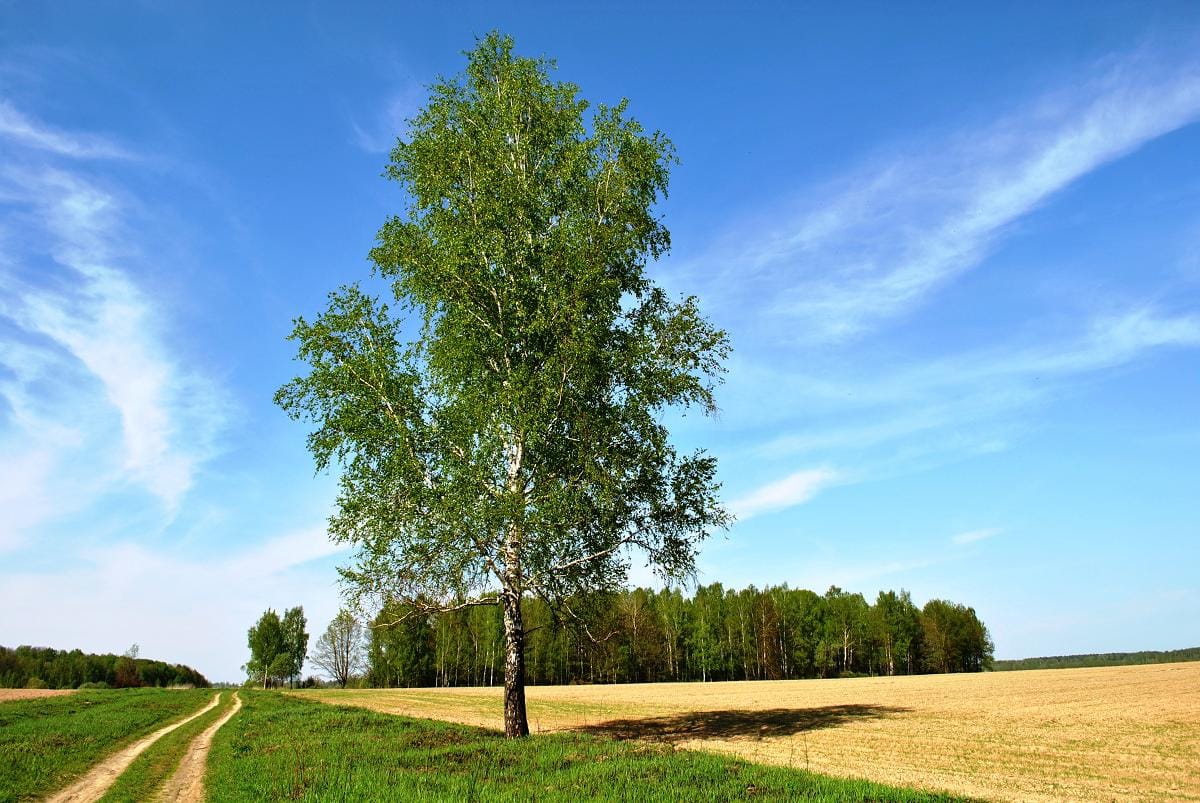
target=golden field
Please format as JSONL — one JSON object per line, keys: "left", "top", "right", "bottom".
{"left": 302, "top": 661, "right": 1200, "bottom": 802}
{"left": 0, "top": 689, "right": 74, "bottom": 702}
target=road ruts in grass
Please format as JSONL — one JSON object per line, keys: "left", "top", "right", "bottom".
{"left": 0, "top": 688, "right": 215, "bottom": 801}
{"left": 96, "top": 691, "right": 240, "bottom": 803}
{"left": 300, "top": 661, "right": 1200, "bottom": 802}
{"left": 45, "top": 693, "right": 221, "bottom": 803}
{"left": 156, "top": 692, "right": 243, "bottom": 802}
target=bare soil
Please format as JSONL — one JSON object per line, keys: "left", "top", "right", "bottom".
{"left": 44, "top": 693, "right": 221, "bottom": 803}
{"left": 304, "top": 661, "right": 1200, "bottom": 802}
{"left": 0, "top": 688, "right": 74, "bottom": 702}
{"left": 156, "top": 692, "right": 242, "bottom": 803}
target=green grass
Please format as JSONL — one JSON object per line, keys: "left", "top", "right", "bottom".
{"left": 0, "top": 688, "right": 213, "bottom": 802}
{"left": 99, "top": 691, "right": 235, "bottom": 803}
{"left": 207, "top": 692, "right": 971, "bottom": 802}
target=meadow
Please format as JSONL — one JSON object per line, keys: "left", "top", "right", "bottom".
{"left": 0, "top": 688, "right": 213, "bottom": 801}
{"left": 4, "top": 663, "right": 1195, "bottom": 801}
{"left": 205, "top": 691, "right": 964, "bottom": 801}
{"left": 302, "top": 661, "right": 1200, "bottom": 802}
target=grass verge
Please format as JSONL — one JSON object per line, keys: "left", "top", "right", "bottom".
{"left": 0, "top": 688, "right": 213, "bottom": 802}
{"left": 207, "top": 692, "right": 971, "bottom": 802}
{"left": 98, "top": 691, "right": 235, "bottom": 802}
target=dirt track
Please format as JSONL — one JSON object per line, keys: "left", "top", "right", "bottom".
{"left": 44, "top": 693, "right": 221, "bottom": 803}
{"left": 157, "top": 692, "right": 242, "bottom": 803}
{"left": 305, "top": 661, "right": 1200, "bottom": 802}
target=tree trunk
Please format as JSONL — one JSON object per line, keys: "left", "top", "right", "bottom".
{"left": 501, "top": 590, "right": 529, "bottom": 737}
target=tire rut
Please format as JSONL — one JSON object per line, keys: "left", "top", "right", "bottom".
{"left": 44, "top": 693, "right": 222, "bottom": 803}
{"left": 156, "top": 692, "right": 242, "bottom": 803}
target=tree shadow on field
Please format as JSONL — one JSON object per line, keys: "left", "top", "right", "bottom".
{"left": 576, "top": 705, "right": 911, "bottom": 742}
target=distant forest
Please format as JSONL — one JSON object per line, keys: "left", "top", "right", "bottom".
{"left": 366, "top": 584, "right": 993, "bottom": 688}
{"left": 0, "top": 646, "right": 209, "bottom": 689}
{"left": 994, "top": 646, "right": 1200, "bottom": 671}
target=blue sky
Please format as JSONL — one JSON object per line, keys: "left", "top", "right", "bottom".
{"left": 1, "top": 2, "right": 1197, "bottom": 682}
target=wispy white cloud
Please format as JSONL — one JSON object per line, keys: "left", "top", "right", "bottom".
{"left": 0, "top": 102, "right": 225, "bottom": 547}
{"left": 952, "top": 527, "right": 1002, "bottom": 546}
{"left": 727, "top": 467, "right": 840, "bottom": 520}
{"left": 349, "top": 81, "right": 424, "bottom": 153}
{"left": 0, "top": 100, "right": 131, "bottom": 159}
{"left": 681, "top": 52, "right": 1200, "bottom": 344}
{"left": 753, "top": 305, "right": 1200, "bottom": 461}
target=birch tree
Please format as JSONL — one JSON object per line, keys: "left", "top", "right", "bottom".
{"left": 276, "top": 32, "right": 729, "bottom": 737}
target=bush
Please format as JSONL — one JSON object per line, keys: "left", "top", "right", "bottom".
{"left": 24, "top": 677, "right": 46, "bottom": 689}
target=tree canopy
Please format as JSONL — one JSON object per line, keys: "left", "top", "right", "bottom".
{"left": 245, "top": 606, "right": 308, "bottom": 688}
{"left": 276, "top": 31, "right": 729, "bottom": 736}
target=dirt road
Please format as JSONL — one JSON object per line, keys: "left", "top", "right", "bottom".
{"left": 44, "top": 693, "right": 221, "bottom": 803}
{"left": 156, "top": 692, "right": 242, "bottom": 803}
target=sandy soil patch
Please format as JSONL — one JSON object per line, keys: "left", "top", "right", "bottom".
{"left": 304, "top": 661, "right": 1200, "bottom": 802}
{"left": 0, "top": 688, "right": 75, "bottom": 702}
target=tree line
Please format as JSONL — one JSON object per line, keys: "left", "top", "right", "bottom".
{"left": 0, "top": 644, "right": 209, "bottom": 689}
{"left": 993, "top": 646, "right": 1200, "bottom": 671}
{"left": 361, "top": 584, "right": 993, "bottom": 688}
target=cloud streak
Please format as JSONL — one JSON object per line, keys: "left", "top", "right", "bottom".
{"left": 727, "top": 467, "right": 840, "bottom": 520}
{"left": 685, "top": 52, "right": 1200, "bottom": 344}
{"left": 0, "top": 102, "right": 224, "bottom": 547}
{"left": 952, "top": 527, "right": 1002, "bottom": 546}
{"left": 0, "top": 100, "right": 131, "bottom": 160}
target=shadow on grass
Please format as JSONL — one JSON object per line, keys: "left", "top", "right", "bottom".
{"left": 576, "top": 704, "right": 911, "bottom": 742}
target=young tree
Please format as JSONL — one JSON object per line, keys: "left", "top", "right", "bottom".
{"left": 312, "top": 609, "right": 366, "bottom": 688}
{"left": 281, "top": 606, "right": 309, "bottom": 688}
{"left": 246, "top": 609, "right": 286, "bottom": 688}
{"left": 276, "top": 32, "right": 729, "bottom": 737}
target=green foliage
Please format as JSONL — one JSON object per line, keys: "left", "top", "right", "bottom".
{"left": 276, "top": 30, "right": 729, "bottom": 735}
{"left": 99, "top": 692, "right": 235, "bottom": 803}
{"left": 0, "top": 688, "right": 212, "bottom": 800}
{"left": 920, "top": 600, "right": 992, "bottom": 674}
{"left": 993, "top": 646, "right": 1200, "bottom": 671}
{"left": 366, "top": 584, "right": 992, "bottom": 686}
{"left": 205, "top": 691, "right": 970, "bottom": 802}
{"left": 275, "top": 27, "right": 728, "bottom": 616}
{"left": 367, "top": 601, "right": 435, "bottom": 688}
{"left": 0, "top": 645, "right": 208, "bottom": 689}
{"left": 246, "top": 609, "right": 285, "bottom": 688}
{"left": 246, "top": 607, "right": 309, "bottom": 688}
{"left": 281, "top": 607, "right": 310, "bottom": 688}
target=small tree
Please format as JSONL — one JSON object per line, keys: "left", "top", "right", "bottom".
{"left": 312, "top": 609, "right": 365, "bottom": 688}
{"left": 246, "top": 609, "right": 286, "bottom": 688}
{"left": 277, "top": 32, "right": 728, "bottom": 736}
{"left": 281, "top": 606, "right": 309, "bottom": 688}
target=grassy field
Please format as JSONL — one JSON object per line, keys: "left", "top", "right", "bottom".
{"left": 0, "top": 687, "right": 213, "bottom": 801}
{"left": 98, "top": 690, "right": 235, "bottom": 802}
{"left": 207, "top": 690, "right": 967, "bottom": 802}
{"left": 302, "top": 661, "right": 1200, "bottom": 802}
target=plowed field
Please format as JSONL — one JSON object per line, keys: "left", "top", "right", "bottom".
{"left": 303, "top": 661, "right": 1200, "bottom": 802}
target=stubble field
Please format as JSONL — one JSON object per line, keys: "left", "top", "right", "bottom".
{"left": 0, "top": 688, "right": 74, "bottom": 702}
{"left": 303, "top": 661, "right": 1200, "bottom": 802}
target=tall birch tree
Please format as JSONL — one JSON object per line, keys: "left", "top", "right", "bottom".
{"left": 276, "top": 32, "right": 729, "bottom": 737}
